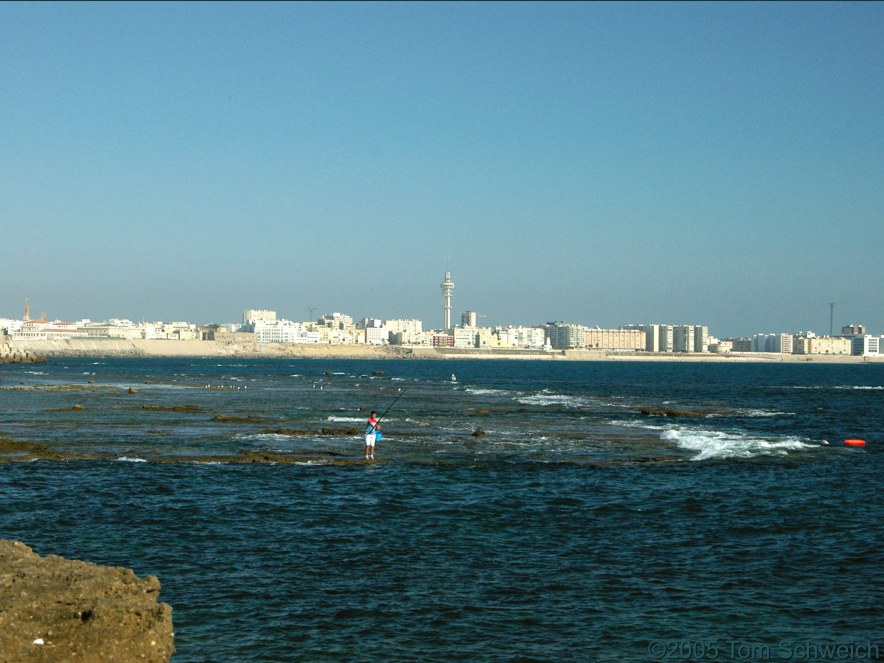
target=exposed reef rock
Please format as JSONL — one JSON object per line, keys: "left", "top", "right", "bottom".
{"left": 141, "top": 405, "right": 202, "bottom": 413}
{"left": 639, "top": 407, "right": 709, "bottom": 418}
{"left": 0, "top": 539, "right": 174, "bottom": 662}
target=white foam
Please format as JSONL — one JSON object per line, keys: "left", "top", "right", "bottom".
{"left": 516, "top": 391, "right": 594, "bottom": 408}
{"left": 115, "top": 456, "right": 148, "bottom": 463}
{"left": 464, "top": 387, "right": 512, "bottom": 397}
{"left": 237, "top": 433, "right": 294, "bottom": 442}
{"left": 662, "top": 427, "right": 815, "bottom": 461}
{"left": 739, "top": 408, "right": 790, "bottom": 418}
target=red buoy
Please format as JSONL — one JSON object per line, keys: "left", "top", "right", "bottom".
{"left": 844, "top": 439, "right": 866, "bottom": 447}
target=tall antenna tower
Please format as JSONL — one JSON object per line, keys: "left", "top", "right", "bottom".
{"left": 441, "top": 268, "right": 455, "bottom": 331}
{"left": 828, "top": 302, "right": 836, "bottom": 336}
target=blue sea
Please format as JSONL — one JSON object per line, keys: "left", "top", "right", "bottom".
{"left": 1, "top": 358, "right": 882, "bottom": 662}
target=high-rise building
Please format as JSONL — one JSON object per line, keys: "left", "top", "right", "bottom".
{"left": 544, "top": 322, "right": 584, "bottom": 350}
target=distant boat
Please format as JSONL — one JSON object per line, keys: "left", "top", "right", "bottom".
{"left": 451, "top": 373, "right": 457, "bottom": 383}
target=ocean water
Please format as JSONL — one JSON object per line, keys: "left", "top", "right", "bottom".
{"left": 1, "top": 358, "right": 882, "bottom": 662}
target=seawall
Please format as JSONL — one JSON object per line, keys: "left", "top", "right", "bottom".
{"left": 4, "top": 338, "right": 879, "bottom": 363}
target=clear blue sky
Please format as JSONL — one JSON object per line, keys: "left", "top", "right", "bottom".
{"left": 2, "top": 1, "right": 881, "bottom": 337}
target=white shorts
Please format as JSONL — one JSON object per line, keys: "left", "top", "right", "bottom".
{"left": 364, "top": 433, "right": 376, "bottom": 447}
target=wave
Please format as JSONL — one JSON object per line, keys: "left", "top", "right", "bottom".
{"left": 237, "top": 433, "right": 296, "bottom": 442}
{"left": 464, "top": 387, "right": 514, "bottom": 397}
{"left": 790, "top": 385, "right": 883, "bottom": 391}
{"left": 661, "top": 427, "right": 816, "bottom": 461}
{"left": 115, "top": 456, "right": 148, "bottom": 463}
{"left": 516, "top": 391, "right": 584, "bottom": 407}
{"left": 515, "top": 389, "right": 618, "bottom": 409}
{"left": 738, "top": 408, "right": 790, "bottom": 418}
{"left": 325, "top": 415, "right": 367, "bottom": 423}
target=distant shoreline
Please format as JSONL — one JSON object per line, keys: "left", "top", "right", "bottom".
{"left": 4, "top": 338, "right": 881, "bottom": 364}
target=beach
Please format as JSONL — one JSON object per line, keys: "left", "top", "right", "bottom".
{"left": 5, "top": 338, "right": 880, "bottom": 363}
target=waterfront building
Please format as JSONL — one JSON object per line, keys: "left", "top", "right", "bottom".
{"left": 201, "top": 325, "right": 256, "bottom": 344}
{"left": 475, "top": 327, "right": 496, "bottom": 348}
{"left": 709, "top": 339, "right": 734, "bottom": 353}
{"left": 432, "top": 332, "right": 455, "bottom": 348}
{"left": 544, "top": 322, "right": 584, "bottom": 350}
{"left": 10, "top": 320, "right": 86, "bottom": 341}
{"left": 851, "top": 335, "right": 879, "bottom": 357}
{"left": 584, "top": 328, "right": 646, "bottom": 352}
{"left": 623, "top": 324, "right": 661, "bottom": 352}
{"left": 253, "top": 320, "right": 320, "bottom": 344}
{"left": 657, "top": 325, "right": 674, "bottom": 352}
{"left": 495, "top": 326, "right": 547, "bottom": 350}
{"left": 673, "top": 326, "right": 695, "bottom": 353}
{"left": 453, "top": 327, "right": 477, "bottom": 349}
{"left": 694, "top": 325, "right": 709, "bottom": 353}
{"left": 794, "top": 335, "right": 852, "bottom": 355}
{"left": 82, "top": 320, "right": 143, "bottom": 340}
{"left": 364, "top": 326, "right": 387, "bottom": 346}
{"left": 752, "top": 333, "right": 794, "bottom": 353}
{"left": 384, "top": 319, "right": 424, "bottom": 346}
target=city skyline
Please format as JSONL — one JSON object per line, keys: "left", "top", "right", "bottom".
{"left": 2, "top": 3, "right": 881, "bottom": 336}
{"left": 1, "top": 283, "right": 875, "bottom": 342}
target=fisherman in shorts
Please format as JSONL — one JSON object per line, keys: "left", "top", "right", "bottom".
{"left": 364, "top": 411, "right": 380, "bottom": 460}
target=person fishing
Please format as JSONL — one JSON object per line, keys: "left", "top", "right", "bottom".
{"left": 364, "top": 410, "right": 380, "bottom": 460}
{"left": 362, "top": 388, "right": 406, "bottom": 461}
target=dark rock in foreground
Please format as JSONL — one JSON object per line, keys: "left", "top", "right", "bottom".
{"left": 0, "top": 539, "right": 174, "bottom": 662}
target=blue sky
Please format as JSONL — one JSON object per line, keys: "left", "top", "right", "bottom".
{"left": 1, "top": 2, "right": 881, "bottom": 337}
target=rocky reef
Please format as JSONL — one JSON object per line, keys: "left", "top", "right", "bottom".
{"left": 0, "top": 540, "right": 174, "bottom": 662}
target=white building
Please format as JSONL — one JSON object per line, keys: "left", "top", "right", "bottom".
{"left": 851, "top": 335, "right": 880, "bottom": 357}
{"left": 322, "top": 312, "right": 355, "bottom": 330}
{"left": 9, "top": 320, "right": 86, "bottom": 340}
{"left": 385, "top": 319, "right": 424, "bottom": 346}
{"left": 453, "top": 327, "right": 477, "bottom": 348}
{"left": 364, "top": 326, "right": 387, "bottom": 346}
{"left": 752, "top": 333, "right": 793, "bottom": 353}
{"left": 495, "top": 326, "right": 547, "bottom": 350}
{"left": 254, "top": 320, "right": 320, "bottom": 344}
{"left": 244, "top": 309, "right": 277, "bottom": 325}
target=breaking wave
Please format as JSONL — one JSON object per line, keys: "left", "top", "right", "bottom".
{"left": 662, "top": 426, "right": 816, "bottom": 461}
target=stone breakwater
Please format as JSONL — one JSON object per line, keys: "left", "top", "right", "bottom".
{"left": 0, "top": 539, "right": 174, "bottom": 662}
{"left": 4, "top": 338, "right": 878, "bottom": 362}
{"left": 0, "top": 342, "right": 45, "bottom": 363}
{"left": 4, "top": 338, "right": 555, "bottom": 360}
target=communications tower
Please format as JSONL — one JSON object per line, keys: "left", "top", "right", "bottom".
{"left": 441, "top": 270, "right": 455, "bottom": 330}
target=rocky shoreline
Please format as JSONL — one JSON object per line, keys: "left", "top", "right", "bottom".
{"left": 0, "top": 342, "right": 46, "bottom": 364}
{"left": 0, "top": 539, "right": 174, "bottom": 662}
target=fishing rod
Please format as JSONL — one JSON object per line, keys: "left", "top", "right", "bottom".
{"left": 371, "top": 387, "right": 408, "bottom": 430}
